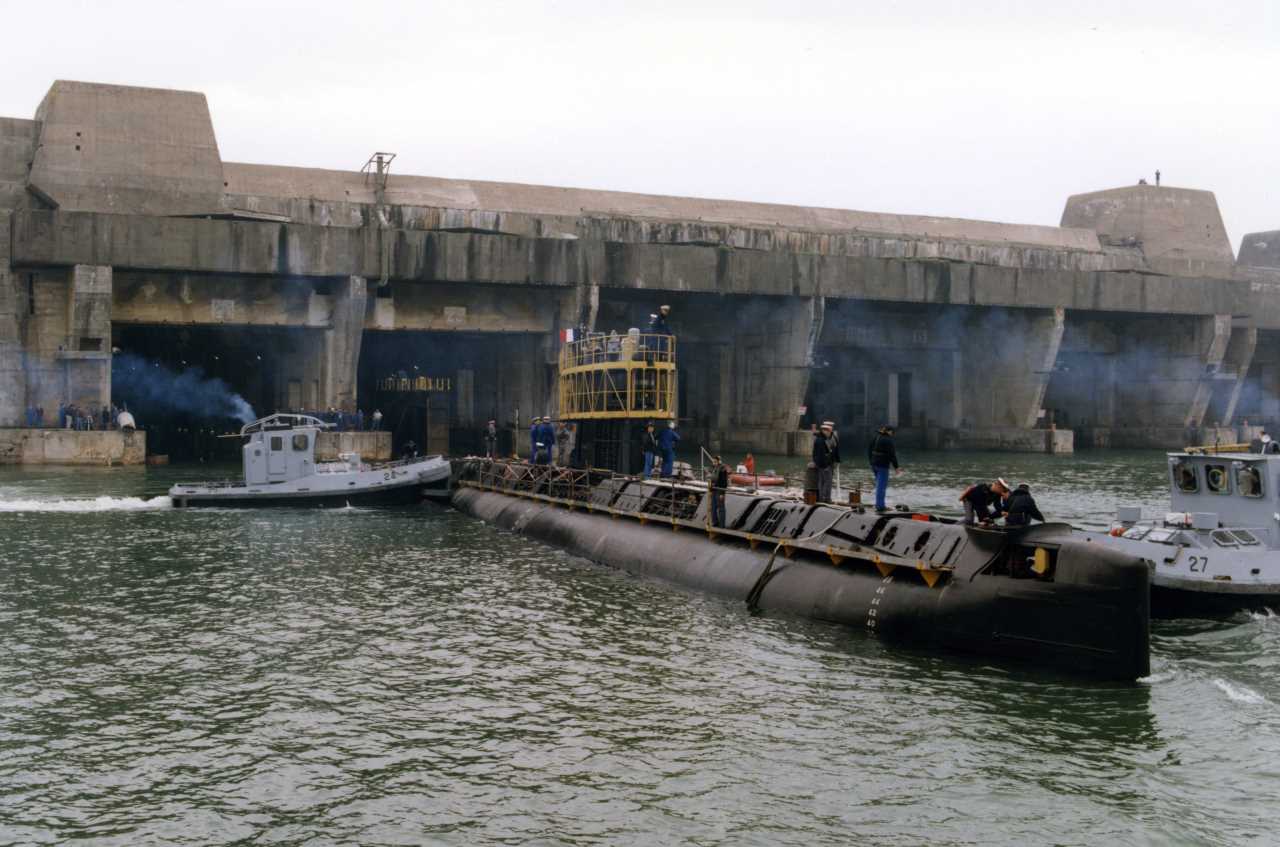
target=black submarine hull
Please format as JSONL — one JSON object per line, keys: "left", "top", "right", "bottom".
{"left": 452, "top": 482, "right": 1151, "bottom": 681}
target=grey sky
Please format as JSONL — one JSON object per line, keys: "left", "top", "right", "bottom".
{"left": 4, "top": 1, "right": 1277, "bottom": 247}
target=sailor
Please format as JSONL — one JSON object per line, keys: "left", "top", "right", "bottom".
{"left": 529, "top": 417, "right": 541, "bottom": 461}
{"left": 867, "top": 425, "right": 900, "bottom": 512}
{"left": 641, "top": 422, "right": 660, "bottom": 477}
{"left": 371, "top": 409, "right": 383, "bottom": 431}
{"left": 401, "top": 439, "right": 419, "bottom": 459}
{"left": 483, "top": 420, "right": 498, "bottom": 459}
{"left": 657, "top": 419, "right": 680, "bottom": 477}
{"left": 960, "top": 478, "right": 1011, "bottom": 525}
{"left": 1251, "top": 431, "right": 1265, "bottom": 452}
{"left": 709, "top": 454, "right": 730, "bottom": 527}
{"left": 1262, "top": 432, "right": 1280, "bottom": 455}
{"left": 1004, "top": 483, "right": 1046, "bottom": 527}
{"left": 812, "top": 421, "right": 839, "bottom": 503}
{"left": 555, "top": 421, "right": 573, "bottom": 466}
{"left": 648, "top": 305, "right": 673, "bottom": 361}
{"left": 648, "top": 305, "right": 672, "bottom": 336}
{"left": 533, "top": 417, "right": 553, "bottom": 465}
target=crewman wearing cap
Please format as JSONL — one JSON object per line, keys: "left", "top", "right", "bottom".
{"left": 959, "top": 478, "right": 1011, "bottom": 525}
{"left": 812, "top": 420, "right": 841, "bottom": 503}
{"left": 867, "top": 424, "right": 901, "bottom": 511}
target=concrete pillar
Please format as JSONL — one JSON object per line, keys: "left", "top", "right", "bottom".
{"left": 1220, "top": 325, "right": 1258, "bottom": 426}
{"left": 0, "top": 211, "right": 23, "bottom": 426}
{"left": 63, "top": 264, "right": 112, "bottom": 411}
{"left": 965, "top": 307, "right": 1064, "bottom": 429}
{"left": 1187, "top": 314, "right": 1232, "bottom": 427}
{"left": 322, "top": 275, "right": 367, "bottom": 410}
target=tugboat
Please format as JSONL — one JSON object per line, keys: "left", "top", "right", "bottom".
{"left": 170, "top": 413, "right": 450, "bottom": 507}
{"left": 1079, "top": 448, "right": 1280, "bottom": 615}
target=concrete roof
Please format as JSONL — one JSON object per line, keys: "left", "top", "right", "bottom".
{"left": 222, "top": 161, "right": 1104, "bottom": 252}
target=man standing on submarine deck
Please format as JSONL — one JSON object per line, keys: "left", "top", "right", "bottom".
{"left": 868, "top": 424, "right": 901, "bottom": 512}
{"left": 812, "top": 421, "right": 840, "bottom": 503}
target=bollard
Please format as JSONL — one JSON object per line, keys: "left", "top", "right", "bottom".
{"left": 803, "top": 462, "right": 818, "bottom": 506}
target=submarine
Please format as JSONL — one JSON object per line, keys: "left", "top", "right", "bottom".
{"left": 449, "top": 326, "right": 1150, "bottom": 681}
{"left": 453, "top": 460, "right": 1150, "bottom": 680}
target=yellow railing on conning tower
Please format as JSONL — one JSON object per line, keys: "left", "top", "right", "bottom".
{"left": 558, "top": 332, "right": 677, "bottom": 420}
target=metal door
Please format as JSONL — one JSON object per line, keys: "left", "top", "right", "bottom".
{"left": 267, "top": 435, "right": 286, "bottom": 479}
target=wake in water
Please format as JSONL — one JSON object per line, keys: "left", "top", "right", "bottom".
{"left": 1212, "top": 678, "right": 1267, "bottom": 705}
{"left": 0, "top": 496, "right": 173, "bottom": 513}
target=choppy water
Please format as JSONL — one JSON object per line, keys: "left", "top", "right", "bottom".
{"left": 2, "top": 454, "right": 1279, "bottom": 846}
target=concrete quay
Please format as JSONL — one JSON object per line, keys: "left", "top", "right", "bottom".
{"left": 5, "top": 80, "right": 1280, "bottom": 458}
{"left": 0, "top": 428, "right": 145, "bottom": 465}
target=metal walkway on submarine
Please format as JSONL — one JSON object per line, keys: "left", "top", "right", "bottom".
{"left": 457, "top": 460, "right": 981, "bottom": 590}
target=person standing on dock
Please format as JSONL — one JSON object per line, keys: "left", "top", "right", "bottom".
{"left": 657, "top": 419, "right": 680, "bottom": 477}
{"left": 709, "top": 455, "right": 729, "bottom": 527}
{"left": 371, "top": 409, "right": 383, "bottom": 431}
{"left": 641, "top": 422, "right": 660, "bottom": 477}
{"left": 867, "top": 424, "right": 900, "bottom": 511}
{"left": 812, "top": 422, "right": 839, "bottom": 503}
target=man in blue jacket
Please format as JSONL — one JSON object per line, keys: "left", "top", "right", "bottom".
{"left": 657, "top": 419, "right": 681, "bottom": 477}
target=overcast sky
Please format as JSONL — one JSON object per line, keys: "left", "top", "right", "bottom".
{"left": 3, "top": 1, "right": 1277, "bottom": 248}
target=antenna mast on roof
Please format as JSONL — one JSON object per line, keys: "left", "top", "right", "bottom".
{"left": 361, "top": 152, "right": 397, "bottom": 287}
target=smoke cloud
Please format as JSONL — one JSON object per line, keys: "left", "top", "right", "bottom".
{"left": 111, "top": 353, "right": 256, "bottom": 424}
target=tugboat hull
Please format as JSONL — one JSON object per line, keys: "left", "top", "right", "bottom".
{"left": 172, "top": 477, "right": 440, "bottom": 508}
{"left": 452, "top": 479, "right": 1151, "bottom": 681}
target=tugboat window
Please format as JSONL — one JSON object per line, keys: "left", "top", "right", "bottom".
{"left": 1205, "top": 464, "right": 1229, "bottom": 494}
{"left": 270, "top": 436, "right": 283, "bottom": 451}
{"left": 1236, "top": 465, "right": 1263, "bottom": 498}
{"left": 292, "top": 434, "right": 308, "bottom": 451}
{"left": 1173, "top": 462, "right": 1199, "bottom": 492}
{"left": 1211, "top": 530, "right": 1238, "bottom": 548}
{"left": 1230, "top": 529, "right": 1260, "bottom": 546}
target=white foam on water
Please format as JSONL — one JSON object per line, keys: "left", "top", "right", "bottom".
{"left": 1212, "top": 678, "right": 1267, "bottom": 705}
{"left": 0, "top": 496, "right": 173, "bottom": 513}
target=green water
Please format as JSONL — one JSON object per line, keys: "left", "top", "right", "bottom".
{"left": 2, "top": 453, "right": 1278, "bottom": 845}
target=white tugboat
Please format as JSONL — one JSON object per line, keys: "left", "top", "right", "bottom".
{"left": 1078, "top": 449, "right": 1280, "bottom": 615}
{"left": 169, "top": 413, "right": 450, "bottom": 507}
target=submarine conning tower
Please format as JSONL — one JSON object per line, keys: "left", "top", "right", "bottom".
{"left": 557, "top": 329, "right": 677, "bottom": 473}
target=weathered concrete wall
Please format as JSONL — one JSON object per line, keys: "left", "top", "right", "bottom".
{"left": 1061, "top": 185, "right": 1235, "bottom": 276}
{"left": 315, "top": 430, "right": 391, "bottom": 461}
{"left": 28, "top": 81, "right": 224, "bottom": 216}
{"left": 0, "top": 428, "right": 145, "bottom": 464}
{"left": 1240, "top": 231, "right": 1280, "bottom": 269}
{"left": 6, "top": 78, "right": 1280, "bottom": 456}
{"left": 0, "top": 117, "right": 37, "bottom": 211}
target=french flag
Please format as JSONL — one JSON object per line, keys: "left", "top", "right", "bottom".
{"left": 560, "top": 328, "right": 575, "bottom": 343}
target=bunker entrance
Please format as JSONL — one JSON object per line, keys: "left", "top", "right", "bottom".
{"left": 111, "top": 324, "right": 311, "bottom": 462}
{"left": 359, "top": 331, "right": 548, "bottom": 457}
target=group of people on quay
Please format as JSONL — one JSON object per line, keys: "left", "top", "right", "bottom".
{"left": 22, "top": 403, "right": 137, "bottom": 431}
{"left": 292, "top": 408, "right": 383, "bottom": 431}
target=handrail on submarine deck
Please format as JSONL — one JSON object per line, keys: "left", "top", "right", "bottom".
{"left": 458, "top": 459, "right": 954, "bottom": 588}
